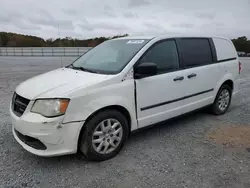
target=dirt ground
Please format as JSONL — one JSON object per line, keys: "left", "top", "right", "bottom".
{"left": 208, "top": 126, "right": 250, "bottom": 149}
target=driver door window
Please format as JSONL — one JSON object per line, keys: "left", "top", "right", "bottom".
{"left": 139, "top": 40, "right": 179, "bottom": 75}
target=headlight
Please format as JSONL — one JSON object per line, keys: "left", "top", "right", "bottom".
{"left": 31, "top": 99, "right": 70, "bottom": 117}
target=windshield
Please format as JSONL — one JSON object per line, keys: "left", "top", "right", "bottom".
{"left": 71, "top": 39, "right": 149, "bottom": 74}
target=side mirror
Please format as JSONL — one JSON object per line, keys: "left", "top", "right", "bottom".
{"left": 134, "top": 62, "right": 157, "bottom": 79}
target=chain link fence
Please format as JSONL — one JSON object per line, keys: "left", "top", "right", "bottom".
{"left": 0, "top": 47, "right": 92, "bottom": 57}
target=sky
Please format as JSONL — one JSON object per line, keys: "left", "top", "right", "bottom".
{"left": 1, "top": 0, "right": 250, "bottom": 39}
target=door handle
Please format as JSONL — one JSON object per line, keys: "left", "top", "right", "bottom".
{"left": 173, "top": 76, "right": 184, "bottom": 81}
{"left": 187, "top": 73, "right": 197, "bottom": 79}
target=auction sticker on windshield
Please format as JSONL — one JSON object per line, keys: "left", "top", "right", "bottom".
{"left": 127, "top": 40, "right": 145, "bottom": 44}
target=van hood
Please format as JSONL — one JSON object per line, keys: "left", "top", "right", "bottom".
{"left": 16, "top": 68, "right": 109, "bottom": 100}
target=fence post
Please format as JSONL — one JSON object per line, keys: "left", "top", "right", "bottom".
{"left": 21, "top": 48, "right": 23, "bottom": 56}
{"left": 6, "top": 48, "right": 8, "bottom": 56}
{"left": 31, "top": 48, "right": 33, "bottom": 56}
{"left": 64, "top": 47, "right": 66, "bottom": 56}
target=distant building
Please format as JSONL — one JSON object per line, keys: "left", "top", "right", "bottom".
{"left": 237, "top": 51, "right": 246, "bottom": 56}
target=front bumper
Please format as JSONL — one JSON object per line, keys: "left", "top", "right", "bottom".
{"left": 10, "top": 107, "right": 84, "bottom": 157}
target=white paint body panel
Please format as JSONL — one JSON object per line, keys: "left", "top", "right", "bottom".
{"left": 179, "top": 63, "right": 222, "bottom": 114}
{"left": 10, "top": 35, "right": 239, "bottom": 156}
{"left": 16, "top": 68, "right": 109, "bottom": 99}
{"left": 136, "top": 70, "right": 187, "bottom": 127}
{"left": 213, "top": 38, "right": 240, "bottom": 94}
{"left": 10, "top": 101, "right": 83, "bottom": 156}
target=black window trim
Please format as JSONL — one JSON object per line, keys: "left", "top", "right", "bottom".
{"left": 176, "top": 37, "right": 216, "bottom": 70}
{"left": 208, "top": 38, "right": 217, "bottom": 62}
{"left": 134, "top": 38, "right": 181, "bottom": 78}
{"left": 216, "top": 57, "right": 237, "bottom": 63}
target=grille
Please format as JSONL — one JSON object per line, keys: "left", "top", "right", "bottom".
{"left": 12, "top": 93, "right": 30, "bottom": 117}
{"left": 15, "top": 129, "right": 47, "bottom": 150}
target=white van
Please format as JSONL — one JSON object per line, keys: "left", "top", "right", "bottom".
{"left": 10, "top": 35, "right": 240, "bottom": 161}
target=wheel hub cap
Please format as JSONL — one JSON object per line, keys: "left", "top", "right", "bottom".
{"left": 218, "top": 89, "right": 230, "bottom": 111}
{"left": 92, "top": 118, "right": 123, "bottom": 154}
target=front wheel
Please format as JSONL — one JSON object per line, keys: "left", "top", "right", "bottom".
{"left": 211, "top": 85, "right": 232, "bottom": 115}
{"left": 79, "top": 110, "right": 129, "bottom": 161}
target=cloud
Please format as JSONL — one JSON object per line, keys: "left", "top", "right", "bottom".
{"left": 94, "top": 23, "right": 129, "bottom": 31}
{"left": 214, "top": 22, "right": 225, "bottom": 27}
{"left": 77, "top": 23, "right": 94, "bottom": 32}
{"left": 27, "top": 10, "right": 74, "bottom": 30}
{"left": 102, "top": 11, "right": 116, "bottom": 18}
{"left": 123, "top": 11, "right": 138, "bottom": 18}
{"left": 127, "top": 0, "right": 151, "bottom": 7}
{"left": 196, "top": 12, "right": 215, "bottom": 20}
{"left": 144, "top": 22, "right": 164, "bottom": 29}
{"left": 29, "top": 17, "right": 74, "bottom": 30}
{"left": 172, "top": 23, "right": 195, "bottom": 29}
{"left": 0, "top": 0, "right": 249, "bottom": 39}
{"left": 103, "top": 5, "right": 113, "bottom": 11}
{"left": 0, "top": 16, "right": 13, "bottom": 24}
{"left": 0, "top": 12, "right": 21, "bottom": 24}
{"left": 15, "top": 21, "right": 41, "bottom": 30}
{"left": 62, "top": 8, "right": 78, "bottom": 16}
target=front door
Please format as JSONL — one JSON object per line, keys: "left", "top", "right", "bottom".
{"left": 135, "top": 39, "right": 188, "bottom": 128}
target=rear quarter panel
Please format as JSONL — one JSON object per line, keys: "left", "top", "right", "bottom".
{"left": 213, "top": 37, "right": 239, "bottom": 94}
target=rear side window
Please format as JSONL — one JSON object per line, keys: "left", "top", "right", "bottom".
{"left": 139, "top": 40, "right": 179, "bottom": 74}
{"left": 179, "top": 38, "right": 213, "bottom": 68}
{"left": 213, "top": 38, "right": 237, "bottom": 61}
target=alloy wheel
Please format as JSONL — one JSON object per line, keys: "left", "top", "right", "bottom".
{"left": 92, "top": 118, "right": 123, "bottom": 154}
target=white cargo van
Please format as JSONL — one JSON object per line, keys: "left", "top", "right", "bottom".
{"left": 10, "top": 35, "right": 240, "bottom": 161}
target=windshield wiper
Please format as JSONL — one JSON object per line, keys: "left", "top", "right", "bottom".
{"left": 67, "top": 64, "right": 99, "bottom": 73}
{"left": 66, "top": 64, "right": 76, "bottom": 69}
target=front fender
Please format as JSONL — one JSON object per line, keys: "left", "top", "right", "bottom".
{"left": 62, "top": 80, "right": 137, "bottom": 131}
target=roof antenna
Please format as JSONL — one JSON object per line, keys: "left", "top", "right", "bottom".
{"left": 58, "top": 23, "right": 63, "bottom": 68}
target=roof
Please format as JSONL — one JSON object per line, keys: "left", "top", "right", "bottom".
{"left": 114, "top": 34, "right": 230, "bottom": 41}
{"left": 113, "top": 35, "right": 155, "bottom": 40}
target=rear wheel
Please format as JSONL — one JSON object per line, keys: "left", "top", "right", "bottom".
{"left": 211, "top": 85, "right": 232, "bottom": 115}
{"left": 79, "top": 109, "right": 129, "bottom": 161}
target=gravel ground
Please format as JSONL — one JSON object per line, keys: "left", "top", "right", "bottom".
{"left": 0, "top": 57, "right": 250, "bottom": 188}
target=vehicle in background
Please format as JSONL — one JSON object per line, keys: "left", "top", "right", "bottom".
{"left": 237, "top": 51, "right": 246, "bottom": 57}
{"left": 10, "top": 35, "right": 240, "bottom": 161}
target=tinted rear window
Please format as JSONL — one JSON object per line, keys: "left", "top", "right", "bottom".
{"left": 179, "top": 38, "right": 213, "bottom": 68}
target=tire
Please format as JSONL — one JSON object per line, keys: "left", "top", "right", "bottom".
{"left": 211, "top": 85, "right": 232, "bottom": 115}
{"left": 79, "top": 109, "right": 129, "bottom": 161}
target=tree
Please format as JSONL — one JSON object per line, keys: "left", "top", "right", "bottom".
{"left": 0, "top": 32, "right": 131, "bottom": 47}
{"left": 0, "top": 32, "right": 9, "bottom": 46}
{"left": 232, "top": 36, "right": 250, "bottom": 53}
